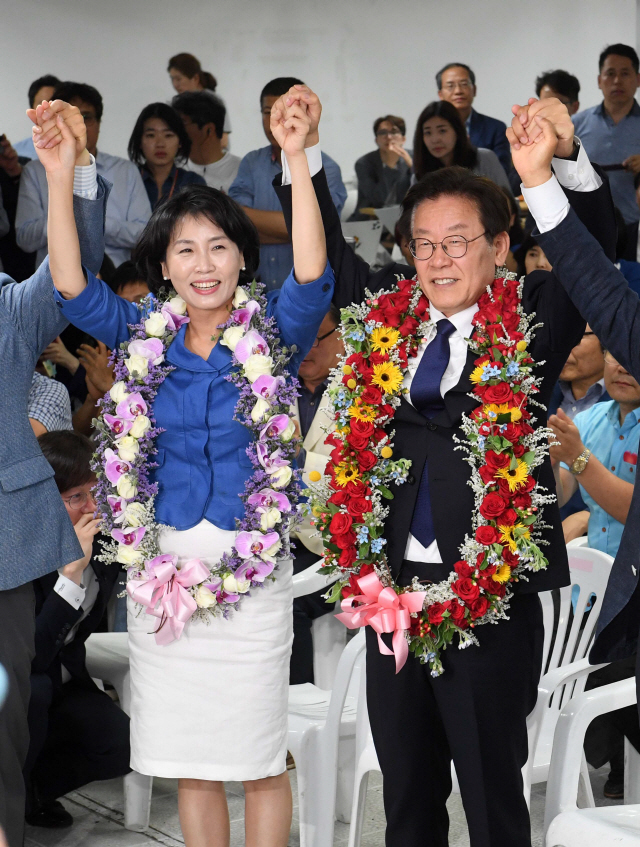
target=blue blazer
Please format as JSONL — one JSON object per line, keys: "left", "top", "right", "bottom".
{"left": 467, "top": 109, "right": 512, "bottom": 177}
{"left": 0, "top": 177, "right": 108, "bottom": 591}
{"left": 55, "top": 267, "right": 334, "bottom": 531}
{"left": 537, "top": 208, "right": 640, "bottom": 663}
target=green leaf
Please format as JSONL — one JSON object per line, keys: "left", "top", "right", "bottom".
{"left": 378, "top": 486, "right": 394, "bottom": 500}
{"left": 522, "top": 451, "right": 535, "bottom": 466}
{"left": 326, "top": 581, "right": 346, "bottom": 604}
{"left": 324, "top": 541, "right": 341, "bottom": 555}
{"left": 358, "top": 543, "right": 370, "bottom": 558}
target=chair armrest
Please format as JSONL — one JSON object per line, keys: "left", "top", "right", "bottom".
{"left": 293, "top": 559, "right": 340, "bottom": 598}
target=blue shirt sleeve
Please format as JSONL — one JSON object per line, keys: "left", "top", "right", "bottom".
{"left": 228, "top": 154, "right": 256, "bottom": 206}
{"left": 52, "top": 270, "right": 141, "bottom": 350}
{"left": 321, "top": 153, "right": 347, "bottom": 216}
{"left": 268, "top": 261, "right": 335, "bottom": 373}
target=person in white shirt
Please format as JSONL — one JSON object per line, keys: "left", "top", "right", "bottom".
{"left": 16, "top": 81, "right": 151, "bottom": 267}
{"left": 172, "top": 92, "right": 240, "bottom": 194}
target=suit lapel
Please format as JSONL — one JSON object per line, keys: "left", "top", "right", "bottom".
{"left": 431, "top": 348, "right": 479, "bottom": 428}
{"left": 303, "top": 389, "right": 334, "bottom": 454}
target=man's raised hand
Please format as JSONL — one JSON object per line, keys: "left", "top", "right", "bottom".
{"left": 507, "top": 101, "right": 562, "bottom": 188}
{"left": 510, "top": 97, "right": 574, "bottom": 158}
{"left": 31, "top": 108, "right": 81, "bottom": 176}
{"left": 28, "top": 100, "right": 90, "bottom": 166}
{"left": 270, "top": 98, "right": 313, "bottom": 159}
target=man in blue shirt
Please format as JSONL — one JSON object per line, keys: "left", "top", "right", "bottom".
{"left": 573, "top": 44, "right": 640, "bottom": 224}
{"left": 16, "top": 81, "right": 151, "bottom": 267}
{"left": 229, "top": 77, "right": 346, "bottom": 291}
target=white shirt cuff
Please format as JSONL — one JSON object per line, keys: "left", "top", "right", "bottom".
{"left": 281, "top": 143, "right": 323, "bottom": 186}
{"left": 73, "top": 154, "right": 98, "bottom": 200}
{"left": 54, "top": 573, "right": 86, "bottom": 609}
{"left": 521, "top": 174, "right": 571, "bottom": 234}
{"left": 550, "top": 139, "right": 602, "bottom": 192}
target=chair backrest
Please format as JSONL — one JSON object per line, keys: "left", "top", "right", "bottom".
{"left": 324, "top": 630, "right": 366, "bottom": 732}
{"left": 312, "top": 614, "right": 348, "bottom": 689}
{"left": 544, "top": 547, "right": 614, "bottom": 707}
{"left": 566, "top": 536, "right": 588, "bottom": 549}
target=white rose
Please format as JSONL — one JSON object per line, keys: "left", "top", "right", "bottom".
{"left": 270, "top": 465, "right": 292, "bottom": 489}
{"left": 115, "top": 545, "right": 144, "bottom": 566}
{"left": 123, "top": 502, "right": 146, "bottom": 528}
{"left": 167, "top": 295, "right": 187, "bottom": 315}
{"left": 233, "top": 286, "right": 249, "bottom": 308}
{"left": 117, "top": 475, "right": 138, "bottom": 500}
{"left": 262, "top": 538, "right": 282, "bottom": 562}
{"left": 110, "top": 381, "right": 129, "bottom": 404}
{"left": 125, "top": 354, "right": 149, "bottom": 378}
{"left": 220, "top": 325, "right": 245, "bottom": 352}
{"left": 223, "top": 574, "right": 251, "bottom": 595}
{"left": 251, "top": 397, "right": 271, "bottom": 423}
{"left": 259, "top": 507, "right": 281, "bottom": 531}
{"left": 195, "top": 585, "right": 218, "bottom": 609}
{"left": 280, "top": 419, "right": 297, "bottom": 443}
{"left": 144, "top": 312, "right": 168, "bottom": 337}
{"left": 244, "top": 354, "right": 273, "bottom": 383}
{"left": 130, "top": 415, "right": 151, "bottom": 438}
{"left": 117, "top": 436, "right": 140, "bottom": 463}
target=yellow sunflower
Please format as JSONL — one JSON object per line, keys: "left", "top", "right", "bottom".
{"left": 483, "top": 403, "right": 522, "bottom": 423}
{"left": 334, "top": 462, "right": 361, "bottom": 488}
{"left": 498, "top": 522, "right": 531, "bottom": 552}
{"left": 494, "top": 460, "right": 529, "bottom": 492}
{"left": 493, "top": 563, "right": 512, "bottom": 584}
{"left": 470, "top": 366, "right": 485, "bottom": 385}
{"left": 348, "top": 404, "right": 377, "bottom": 422}
{"left": 371, "top": 326, "right": 400, "bottom": 353}
{"left": 371, "top": 361, "right": 404, "bottom": 395}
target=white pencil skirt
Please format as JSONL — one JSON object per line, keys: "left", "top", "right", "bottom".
{"left": 127, "top": 519, "right": 293, "bottom": 781}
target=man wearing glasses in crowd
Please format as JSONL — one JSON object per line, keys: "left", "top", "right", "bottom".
{"left": 16, "top": 81, "right": 151, "bottom": 268}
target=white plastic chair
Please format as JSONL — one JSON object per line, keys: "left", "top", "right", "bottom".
{"left": 84, "top": 632, "right": 153, "bottom": 831}
{"left": 566, "top": 536, "right": 588, "bottom": 549}
{"left": 340, "top": 187, "right": 359, "bottom": 222}
{"left": 544, "top": 676, "right": 640, "bottom": 845}
{"left": 288, "top": 629, "right": 366, "bottom": 847}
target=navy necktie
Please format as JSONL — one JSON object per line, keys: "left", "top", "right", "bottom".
{"left": 409, "top": 318, "right": 456, "bottom": 549}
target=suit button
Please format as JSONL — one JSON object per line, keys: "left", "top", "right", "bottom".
{"left": 322, "top": 283, "right": 330, "bottom": 292}
{"left": 407, "top": 475, "right": 415, "bottom": 484}
{"left": 428, "top": 422, "right": 437, "bottom": 431}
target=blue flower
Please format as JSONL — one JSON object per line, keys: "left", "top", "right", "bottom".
{"left": 481, "top": 364, "right": 501, "bottom": 382}
{"left": 506, "top": 362, "right": 520, "bottom": 378}
{"left": 370, "top": 537, "right": 387, "bottom": 553}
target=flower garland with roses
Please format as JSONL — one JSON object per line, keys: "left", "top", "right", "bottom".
{"left": 307, "top": 272, "right": 556, "bottom": 676}
{"left": 92, "top": 282, "right": 303, "bottom": 645}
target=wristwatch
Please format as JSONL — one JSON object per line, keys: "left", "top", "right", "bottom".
{"left": 570, "top": 448, "right": 591, "bottom": 475}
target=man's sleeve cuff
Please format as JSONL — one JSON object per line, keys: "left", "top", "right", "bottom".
{"left": 73, "top": 154, "right": 98, "bottom": 200}
{"left": 281, "top": 144, "right": 323, "bottom": 186}
{"left": 54, "top": 574, "right": 86, "bottom": 609}
{"left": 521, "top": 174, "right": 570, "bottom": 234}
{"left": 551, "top": 139, "right": 602, "bottom": 193}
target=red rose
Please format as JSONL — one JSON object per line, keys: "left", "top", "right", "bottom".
{"left": 478, "top": 464, "right": 496, "bottom": 485}
{"left": 380, "top": 307, "right": 402, "bottom": 327}
{"left": 496, "top": 478, "right": 512, "bottom": 498}
{"left": 351, "top": 419, "right": 375, "bottom": 439}
{"left": 468, "top": 596, "right": 489, "bottom": 620}
{"left": 513, "top": 444, "right": 525, "bottom": 458}
{"left": 483, "top": 383, "right": 514, "bottom": 405}
{"left": 328, "top": 490, "right": 349, "bottom": 506}
{"left": 415, "top": 297, "right": 429, "bottom": 319}
{"left": 499, "top": 508, "right": 518, "bottom": 526}
{"left": 338, "top": 546, "right": 357, "bottom": 568}
{"left": 359, "top": 563, "right": 375, "bottom": 577}
{"left": 357, "top": 450, "right": 377, "bottom": 472}
{"left": 427, "top": 601, "right": 450, "bottom": 625}
{"left": 454, "top": 560, "right": 474, "bottom": 578}
{"left": 361, "top": 385, "right": 383, "bottom": 405}
{"left": 334, "top": 529, "right": 357, "bottom": 549}
{"left": 502, "top": 548, "right": 520, "bottom": 566}
{"left": 330, "top": 446, "right": 346, "bottom": 465}
{"left": 476, "top": 525, "right": 499, "bottom": 545}
{"left": 502, "top": 311, "right": 520, "bottom": 332}
{"left": 502, "top": 423, "right": 522, "bottom": 443}
{"left": 479, "top": 492, "right": 508, "bottom": 520}
{"left": 485, "top": 450, "right": 510, "bottom": 470}
{"left": 373, "top": 428, "right": 387, "bottom": 443}
{"left": 477, "top": 300, "right": 503, "bottom": 325}
{"left": 523, "top": 475, "right": 536, "bottom": 492}
{"left": 329, "top": 512, "right": 353, "bottom": 536}
{"left": 346, "top": 479, "right": 368, "bottom": 497}
{"left": 398, "top": 315, "right": 419, "bottom": 336}
{"left": 347, "top": 433, "right": 370, "bottom": 451}
{"left": 452, "top": 577, "right": 480, "bottom": 603}
{"left": 476, "top": 552, "right": 487, "bottom": 568}
{"left": 347, "top": 496, "right": 373, "bottom": 519}
{"left": 449, "top": 600, "right": 468, "bottom": 629}
{"left": 513, "top": 492, "right": 531, "bottom": 509}
{"left": 486, "top": 579, "right": 506, "bottom": 598}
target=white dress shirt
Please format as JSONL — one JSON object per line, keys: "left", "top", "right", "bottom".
{"left": 54, "top": 563, "right": 101, "bottom": 683}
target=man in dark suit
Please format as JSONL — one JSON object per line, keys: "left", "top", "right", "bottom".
{"left": 619, "top": 172, "right": 640, "bottom": 261}
{"left": 24, "top": 431, "right": 130, "bottom": 829}
{"left": 273, "top": 87, "right": 615, "bottom": 846}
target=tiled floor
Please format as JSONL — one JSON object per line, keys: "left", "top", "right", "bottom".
{"left": 23, "top": 764, "right": 621, "bottom": 846}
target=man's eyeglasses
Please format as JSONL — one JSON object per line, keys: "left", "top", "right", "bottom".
{"left": 376, "top": 129, "right": 402, "bottom": 138}
{"left": 442, "top": 80, "right": 473, "bottom": 91}
{"left": 62, "top": 491, "right": 92, "bottom": 510}
{"left": 604, "top": 351, "right": 621, "bottom": 366}
{"left": 409, "top": 231, "right": 487, "bottom": 261}
{"left": 311, "top": 327, "right": 338, "bottom": 347}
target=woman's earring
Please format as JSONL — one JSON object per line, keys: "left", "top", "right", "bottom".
{"left": 163, "top": 276, "right": 170, "bottom": 281}
{"left": 241, "top": 266, "right": 246, "bottom": 271}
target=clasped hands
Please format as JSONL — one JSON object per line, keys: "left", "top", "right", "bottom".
{"left": 27, "top": 99, "right": 90, "bottom": 172}
{"left": 270, "top": 84, "right": 322, "bottom": 158}
{"left": 548, "top": 408, "right": 586, "bottom": 468}
{"left": 507, "top": 96, "right": 575, "bottom": 188}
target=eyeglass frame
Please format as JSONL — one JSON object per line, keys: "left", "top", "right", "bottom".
{"left": 62, "top": 491, "right": 94, "bottom": 510}
{"left": 442, "top": 80, "right": 474, "bottom": 91}
{"left": 604, "top": 351, "right": 623, "bottom": 366}
{"left": 409, "top": 231, "right": 488, "bottom": 261}
{"left": 375, "top": 128, "right": 403, "bottom": 138}
{"left": 311, "top": 326, "right": 338, "bottom": 347}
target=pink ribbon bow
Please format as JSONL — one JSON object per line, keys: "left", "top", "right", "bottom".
{"left": 127, "top": 556, "right": 211, "bottom": 645}
{"left": 336, "top": 571, "right": 425, "bottom": 673}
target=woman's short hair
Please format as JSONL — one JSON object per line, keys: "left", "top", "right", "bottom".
{"left": 412, "top": 100, "right": 477, "bottom": 181}
{"left": 133, "top": 185, "right": 260, "bottom": 295}
{"left": 38, "top": 431, "right": 94, "bottom": 494}
{"left": 168, "top": 52, "right": 217, "bottom": 91}
{"left": 401, "top": 166, "right": 510, "bottom": 246}
{"left": 373, "top": 115, "right": 406, "bottom": 136}
{"left": 128, "top": 102, "right": 192, "bottom": 167}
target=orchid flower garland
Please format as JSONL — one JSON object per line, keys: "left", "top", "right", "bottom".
{"left": 92, "top": 282, "right": 302, "bottom": 644}
{"left": 307, "top": 273, "right": 555, "bottom": 676}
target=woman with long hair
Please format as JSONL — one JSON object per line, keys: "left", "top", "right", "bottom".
{"left": 412, "top": 100, "right": 511, "bottom": 191}
{"left": 128, "top": 103, "right": 205, "bottom": 209}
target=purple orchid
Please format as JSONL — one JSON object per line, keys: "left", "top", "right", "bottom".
{"left": 236, "top": 530, "right": 280, "bottom": 561}
{"left": 129, "top": 338, "right": 165, "bottom": 365}
{"left": 257, "top": 444, "right": 288, "bottom": 472}
{"left": 259, "top": 414, "right": 293, "bottom": 441}
{"left": 116, "top": 392, "right": 148, "bottom": 420}
{"left": 104, "top": 449, "right": 131, "bottom": 484}
{"left": 107, "top": 495, "right": 127, "bottom": 523}
{"left": 235, "top": 558, "right": 275, "bottom": 583}
{"left": 104, "top": 414, "right": 133, "bottom": 437}
{"left": 161, "top": 304, "right": 190, "bottom": 331}
{"left": 232, "top": 300, "right": 260, "bottom": 329}
{"left": 251, "top": 374, "right": 285, "bottom": 401}
{"left": 235, "top": 330, "right": 270, "bottom": 363}
{"left": 111, "top": 527, "right": 146, "bottom": 548}
{"left": 247, "top": 488, "right": 291, "bottom": 512}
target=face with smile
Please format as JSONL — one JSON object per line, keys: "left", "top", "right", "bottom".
{"left": 141, "top": 117, "right": 180, "bottom": 168}
{"left": 422, "top": 117, "right": 457, "bottom": 165}
{"left": 411, "top": 195, "right": 509, "bottom": 316}
{"left": 160, "top": 214, "right": 245, "bottom": 316}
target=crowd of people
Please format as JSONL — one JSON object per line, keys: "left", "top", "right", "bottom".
{"left": 2, "top": 40, "right": 640, "bottom": 847}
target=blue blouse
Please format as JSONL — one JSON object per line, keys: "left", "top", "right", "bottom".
{"left": 54, "top": 267, "right": 334, "bottom": 531}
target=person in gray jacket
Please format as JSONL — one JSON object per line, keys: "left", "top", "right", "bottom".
{"left": 0, "top": 99, "right": 107, "bottom": 847}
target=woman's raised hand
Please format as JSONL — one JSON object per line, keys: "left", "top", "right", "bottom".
{"left": 28, "top": 100, "right": 90, "bottom": 168}
{"left": 270, "top": 96, "right": 312, "bottom": 158}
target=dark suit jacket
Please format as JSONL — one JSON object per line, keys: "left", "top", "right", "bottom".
{"left": 468, "top": 109, "right": 511, "bottom": 176}
{"left": 32, "top": 552, "right": 119, "bottom": 691}
{"left": 350, "top": 150, "right": 411, "bottom": 217}
{"left": 621, "top": 221, "right": 639, "bottom": 262}
{"left": 274, "top": 165, "right": 616, "bottom": 591}
{"left": 536, "top": 208, "right": 640, "bottom": 662}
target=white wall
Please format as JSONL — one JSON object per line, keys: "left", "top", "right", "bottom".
{"left": 1, "top": 0, "right": 636, "bottom": 182}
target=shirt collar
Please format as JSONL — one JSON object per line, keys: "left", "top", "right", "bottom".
{"left": 165, "top": 324, "right": 234, "bottom": 374}
{"left": 430, "top": 302, "right": 478, "bottom": 339}
{"left": 598, "top": 99, "right": 640, "bottom": 119}
{"left": 559, "top": 378, "right": 605, "bottom": 402}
